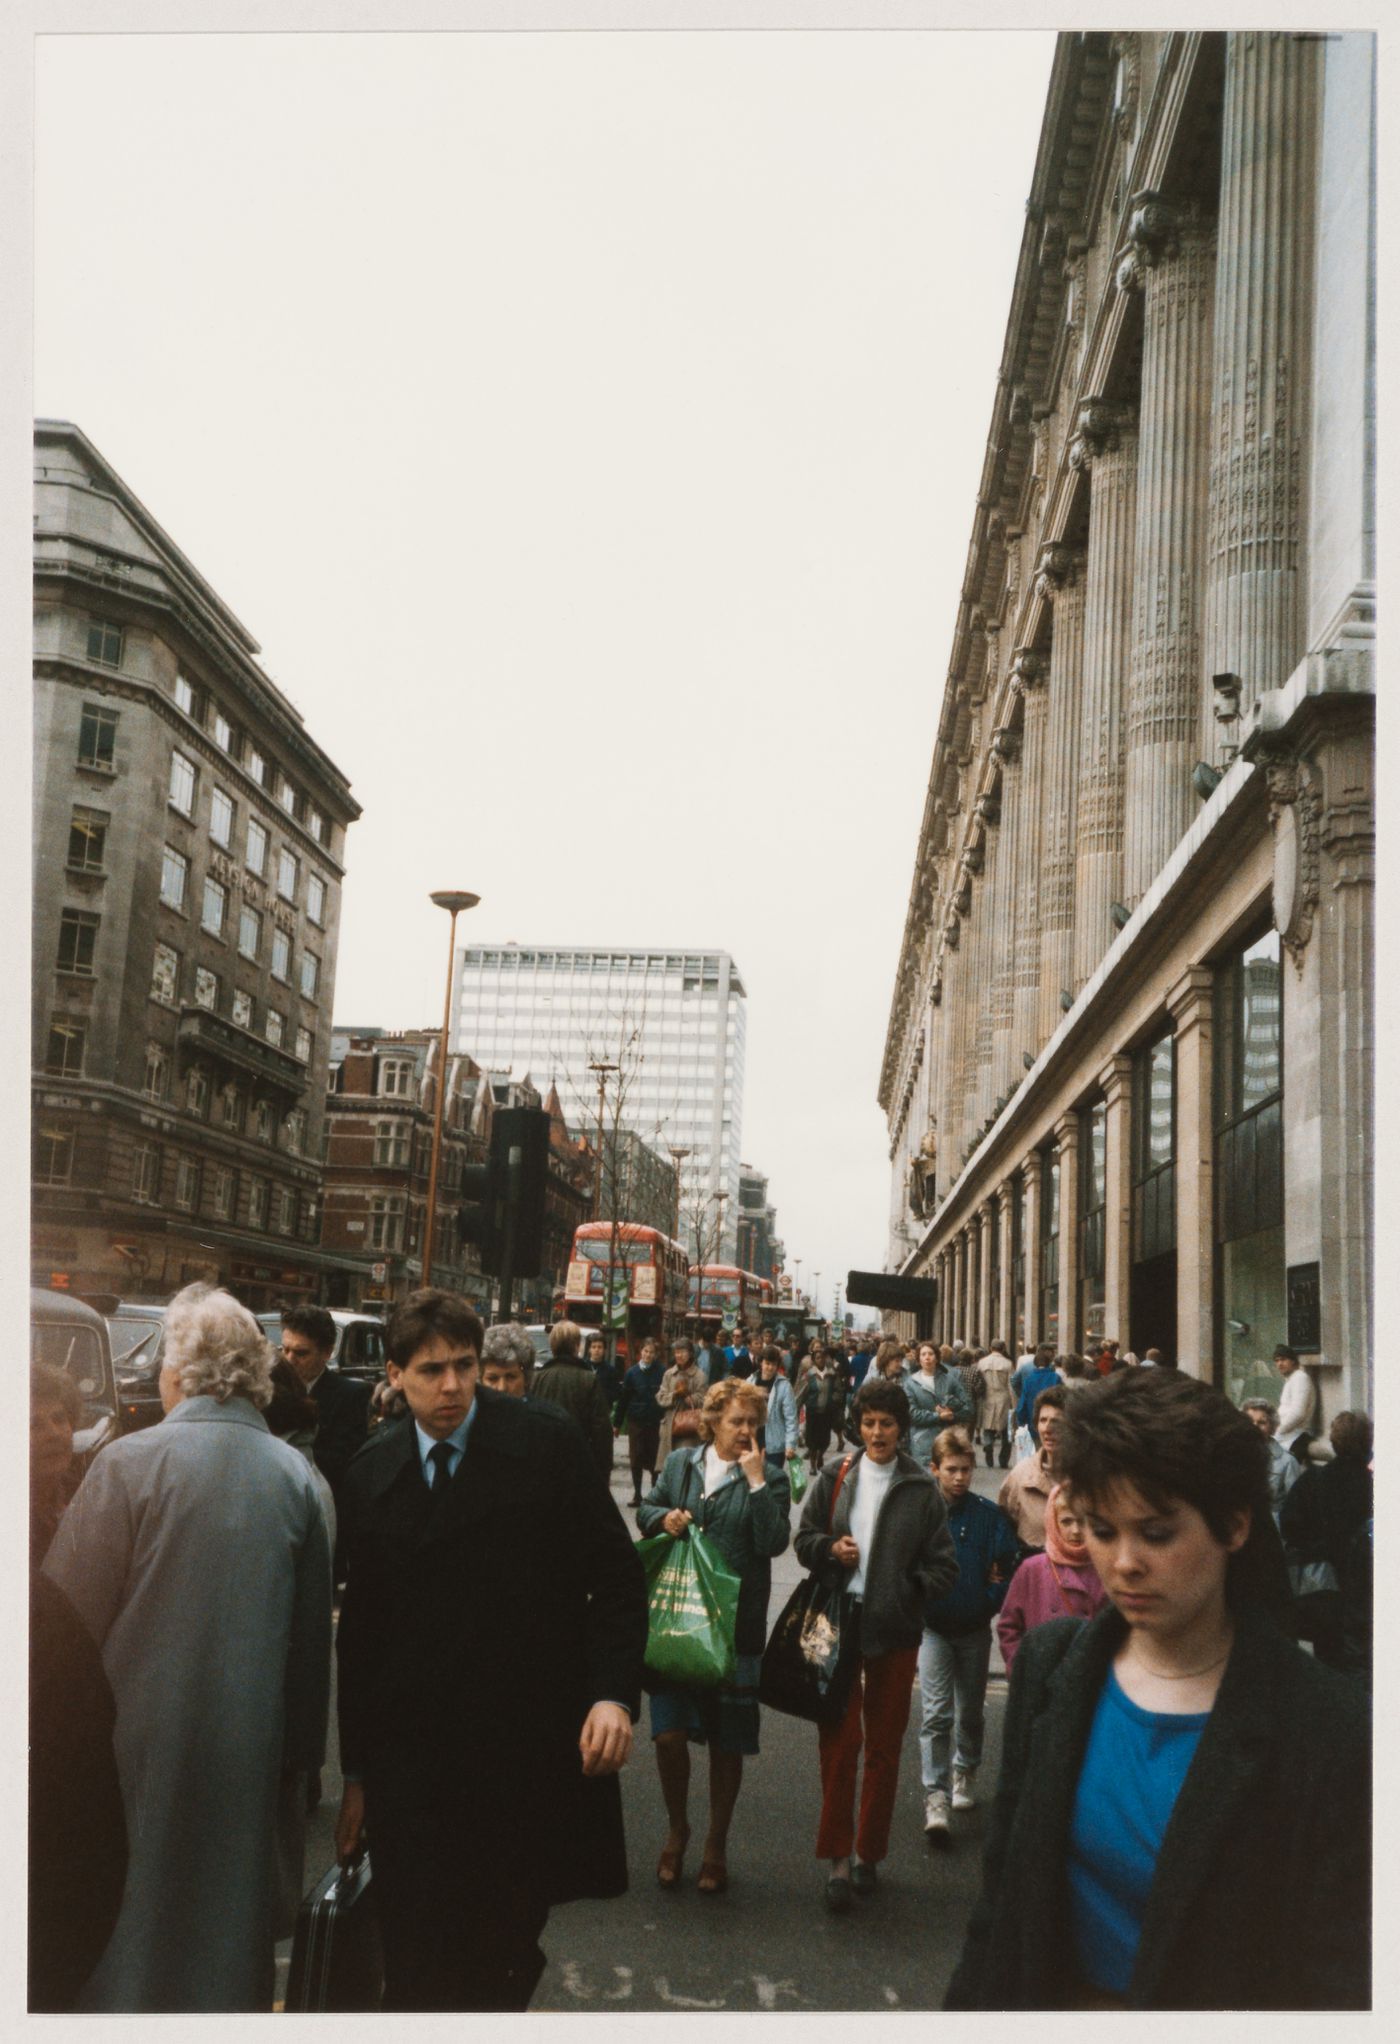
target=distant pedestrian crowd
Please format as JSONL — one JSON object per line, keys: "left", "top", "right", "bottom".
{"left": 31, "top": 1299, "right": 1371, "bottom": 2013}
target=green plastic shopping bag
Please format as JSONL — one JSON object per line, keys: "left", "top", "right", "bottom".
{"left": 788, "top": 1457, "right": 808, "bottom": 1503}
{"left": 636, "top": 1527, "right": 741, "bottom": 1690}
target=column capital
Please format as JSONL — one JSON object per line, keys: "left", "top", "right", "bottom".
{"left": 1034, "top": 542, "right": 1083, "bottom": 603}
{"left": 1068, "top": 397, "right": 1139, "bottom": 470}
{"left": 1166, "top": 964, "right": 1213, "bottom": 1029}
{"left": 991, "top": 722, "right": 1022, "bottom": 766}
{"left": 1011, "top": 646, "right": 1048, "bottom": 693}
{"left": 995, "top": 1178, "right": 1015, "bottom": 1215}
{"left": 1054, "top": 1112, "right": 1079, "bottom": 1154}
{"left": 1115, "top": 189, "right": 1190, "bottom": 294}
{"left": 1098, "top": 1051, "right": 1134, "bottom": 1105}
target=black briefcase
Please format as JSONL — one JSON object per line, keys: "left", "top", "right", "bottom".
{"left": 285, "top": 1853, "right": 384, "bottom": 2012}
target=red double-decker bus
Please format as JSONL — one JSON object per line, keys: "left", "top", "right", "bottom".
{"left": 564, "top": 1222, "right": 689, "bottom": 1360}
{"left": 687, "top": 1265, "right": 773, "bottom": 1335}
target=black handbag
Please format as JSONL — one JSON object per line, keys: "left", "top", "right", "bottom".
{"left": 285, "top": 1852, "right": 384, "bottom": 2013}
{"left": 759, "top": 1456, "right": 859, "bottom": 1724}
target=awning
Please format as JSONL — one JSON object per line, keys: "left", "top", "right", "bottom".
{"left": 845, "top": 1270, "right": 938, "bottom": 1312}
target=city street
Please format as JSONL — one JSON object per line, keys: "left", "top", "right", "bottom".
{"left": 277, "top": 1438, "right": 1011, "bottom": 2014}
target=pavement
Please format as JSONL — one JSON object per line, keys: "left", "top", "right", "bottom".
{"left": 277, "top": 1431, "right": 1013, "bottom": 2013}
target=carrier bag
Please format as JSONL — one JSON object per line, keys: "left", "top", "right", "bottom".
{"left": 759, "top": 1453, "right": 858, "bottom": 1723}
{"left": 637, "top": 1527, "right": 741, "bottom": 1690}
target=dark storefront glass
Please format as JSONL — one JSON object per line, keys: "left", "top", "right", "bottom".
{"left": 1216, "top": 929, "right": 1285, "bottom": 1402}
{"left": 1080, "top": 1099, "right": 1108, "bottom": 1351}
{"left": 1039, "top": 1150, "right": 1059, "bottom": 1349}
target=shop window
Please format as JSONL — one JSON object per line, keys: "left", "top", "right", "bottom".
{"left": 1216, "top": 928, "right": 1286, "bottom": 1401}
{"left": 1079, "top": 1099, "right": 1108, "bottom": 1349}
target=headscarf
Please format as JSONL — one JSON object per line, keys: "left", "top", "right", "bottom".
{"left": 1044, "top": 1483, "right": 1090, "bottom": 1569}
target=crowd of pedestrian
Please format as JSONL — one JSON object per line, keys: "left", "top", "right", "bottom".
{"left": 30, "top": 1294, "right": 1371, "bottom": 2013}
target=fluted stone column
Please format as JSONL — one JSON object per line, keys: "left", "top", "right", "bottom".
{"left": 996, "top": 1181, "right": 1014, "bottom": 1348}
{"left": 1168, "top": 966, "right": 1215, "bottom": 1378}
{"left": 1021, "top": 1156, "right": 1043, "bottom": 1348}
{"left": 1070, "top": 401, "right": 1139, "bottom": 988}
{"left": 990, "top": 734, "right": 1021, "bottom": 1107}
{"left": 976, "top": 811, "right": 1003, "bottom": 1130}
{"left": 1119, "top": 194, "right": 1216, "bottom": 904}
{"left": 952, "top": 1230, "right": 968, "bottom": 1344}
{"left": 1036, "top": 547, "right": 1088, "bottom": 1043}
{"left": 1010, "top": 652, "right": 1049, "bottom": 1063}
{"left": 1204, "top": 30, "right": 1321, "bottom": 733}
{"left": 1055, "top": 1114, "right": 1080, "bottom": 1354}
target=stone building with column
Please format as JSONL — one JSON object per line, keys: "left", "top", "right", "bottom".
{"left": 879, "top": 32, "right": 1373, "bottom": 1422}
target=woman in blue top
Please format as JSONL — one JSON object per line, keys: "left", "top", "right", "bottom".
{"left": 945, "top": 1368, "right": 1370, "bottom": 2010}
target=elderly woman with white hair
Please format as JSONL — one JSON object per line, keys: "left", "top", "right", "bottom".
{"left": 43, "top": 1283, "right": 333, "bottom": 2013}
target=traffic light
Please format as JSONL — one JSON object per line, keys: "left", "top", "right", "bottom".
{"left": 456, "top": 1106, "right": 551, "bottom": 1298}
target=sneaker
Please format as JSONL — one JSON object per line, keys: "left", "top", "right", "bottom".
{"left": 924, "top": 1789, "right": 951, "bottom": 1842}
{"left": 850, "top": 1860, "right": 877, "bottom": 1897}
{"left": 951, "top": 1769, "right": 977, "bottom": 1811}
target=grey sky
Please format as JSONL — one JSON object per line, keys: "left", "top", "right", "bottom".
{"left": 33, "top": 28, "right": 1055, "bottom": 1322}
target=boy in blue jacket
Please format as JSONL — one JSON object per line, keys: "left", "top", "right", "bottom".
{"left": 917, "top": 1426, "right": 1020, "bottom": 1843}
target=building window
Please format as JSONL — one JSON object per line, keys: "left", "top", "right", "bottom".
{"left": 374, "top": 1119, "right": 410, "bottom": 1167}
{"left": 307, "top": 871, "right": 327, "bottom": 925}
{"left": 1039, "top": 1148, "right": 1060, "bottom": 1347}
{"left": 277, "top": 773, "right": 297, "bottom": 816}
{"left": 67, "top": 807, "right": 108, "bottom": 873}
{"left": 271, "top": 929, "right": 291, "bottom": 982}
{"left": 186, "top": 1064, "right": 210, "bottom": 1117}
{"left": 160, "top": 844, "right": 189, "bottom": 911}
{"left": 379, "top": 1057, "right": 415, "bottom": 1098}
{"left": 78, "top": 704, "right": 118, "bottom": 770}
{"left": 173, "top": 1156, "right": 199, "bottom": 1210}
{"left": 246, "top": 816, "right": 268, "bottom": 875}
{"left": 44, "top": 1018, "right": 86, "bottom": 1076}
{"left": 169, "top": 750, "right": 197, "bottom": 817}
{"left": 232, "top": 988, "right": 254, "bottom": 1029}
{"left": 210, "top": 1165, "right": 233, "bottom": 1219}
{"left": 143, "top": 1043, "right": 169, "bottom": 1101}
{"left": 254, "top": 1098, "right": 277, "bottom": 1142}
{"left": 273, "top": 1185, "right": 296, "bottom": 1235}
{"left": 194, "top": 966, "right": 219, "bottom": 1010}
{"left": 295, "top": 1025, "right": 313, "bottom": 1063}
{"left": 1216, "top": 929, "right": 1286, "bottom": 1401}
{"left": 277, "top": 847, "right": 298, "bottom": 901}
{"left": 151, "top": 941, "right": 180, "bottom": 1004}
{"left": 211, "top": 787, "right": 235, "bottom": 848}
{"left": 245, "top": 747, "right": 266, "bottom": 786}
{"left": 300, "top": 950, "right": 320, "bottom": 1001}
{"left": 1079, "top": 1099, "right": 1108, "bottom": 1350}
{"left": 213, "top": 711, "right": 232, "bottom": 752}
{"left": 368, "top": 1194, "right": 405, "bottom": 1251}
{"left": 201, "top": 877, "right": 227, "bottom": 939}
{"left": 238, "top": 905, "right": 261, "bottom": 960}
{"left": 87, "top": 617, "right": 123, "bottom": 666}
{"left": 217, "top": 1083, "right": 245, "bottom": 1133}
{"left": 248, "top": 1177, "right": 268, "bottom": 1229}
{"left": 1132, "top": 1031, "right": 1176, "bottom": 1264}
{"left": 284, "top": 1109, "right": 306, "bottom": 1155}
{"left": 174, "top": 672, "right": 195, "bottom": 715}
{"left": 35, "top": 1126, "right": 74, "bottom": 1185}
{"left": 308, "top": 808, "right": 326, "bottom": 845}
{"left": 132, "top": 1144, "right": 161, "bottom": 1204}
{"left": 265, "top": 1007, "right": 285, "bottom": 1048}
{"left": 57, "top": 910, "right": 99, "bottom": 976}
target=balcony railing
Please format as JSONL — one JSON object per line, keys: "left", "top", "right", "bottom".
{"left": 177, "top": 1005, "right": 307, "bottom": 1099}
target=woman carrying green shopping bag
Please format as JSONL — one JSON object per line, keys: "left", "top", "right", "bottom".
{"left": 637, "top": 1377, "right": 791, "bottom": 1895}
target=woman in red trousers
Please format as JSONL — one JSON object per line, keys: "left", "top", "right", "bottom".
{"left": 794, "top": 1378, "right": 957, "bottom": 1913}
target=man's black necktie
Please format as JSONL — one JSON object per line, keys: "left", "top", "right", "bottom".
{"left": 427, "top": 1439, "right": 456, "bottom": 1528}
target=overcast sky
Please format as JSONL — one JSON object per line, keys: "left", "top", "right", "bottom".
{"left": 33, "top": 27, "right": 1056, "bottom": 1322}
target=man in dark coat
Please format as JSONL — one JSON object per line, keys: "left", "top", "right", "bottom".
{"left": 334, "top": 1288, "right": 647, "bottom": 2012}
{"left": 279, "top": 1305, "right": 371, "bottom": 1495}
{"left": 531, "top": 1319, "right": 615, "bottom": 1482}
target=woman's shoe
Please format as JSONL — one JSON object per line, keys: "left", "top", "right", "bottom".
{"left": 696, "top": 1859, "right": 729, "bottom": 1895}
{"left": 656, "top": 1829, "right": 690, "bottom": 1889}
{"left": 850, "top": 1860, "right": 877, "bottom": 1897}
{"left": 824, "top": 1873, "right": 853, "bottom": 1915}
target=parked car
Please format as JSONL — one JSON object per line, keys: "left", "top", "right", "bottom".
{"left": 255, "top": 1309, "right": 388, "bottom": 1380}
{"left": 101, "top": 1300, "right": 168, "bottom": 1433}
{"left": 524, "top": 1324, "right": 552, "bottom": 1370}
{"left": 30, "top": 1289, "right": 119, "bottom": 1461}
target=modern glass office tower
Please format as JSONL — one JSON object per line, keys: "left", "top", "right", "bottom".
{"left": 452, "top": 944, "right": 746, "bottom": 1258}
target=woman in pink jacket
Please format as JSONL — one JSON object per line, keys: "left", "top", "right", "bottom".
{"left": 996, "top": 1485, "right": 1108, "bottom": 1674}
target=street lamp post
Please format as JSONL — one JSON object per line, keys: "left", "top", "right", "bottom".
{"left": 422, "top": 890, "right": 479, "bottom": 1290}
{"left": 588, "top": 1060, "right": 619, "bottom": 1220}
{"left": 667, "top": 1147, "right": 690, "bottom": 1243}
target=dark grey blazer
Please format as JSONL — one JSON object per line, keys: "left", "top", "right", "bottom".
{"left": 945, "top": 1601, "right": 1371, "bottom": 2009}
